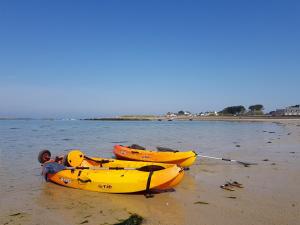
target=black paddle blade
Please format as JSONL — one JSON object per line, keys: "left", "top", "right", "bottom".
{"left": 130, "top": 144, "right": 146, "bottom": 150}
{"left": 237, "top": 161, "right": 257, "bottom": 167}
{"left": 156, "top": 146, "right": 179, "bottom": 152}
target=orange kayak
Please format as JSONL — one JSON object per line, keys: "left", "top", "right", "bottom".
{"left": 113, "top": 145, "right": 197, "bottom": 167}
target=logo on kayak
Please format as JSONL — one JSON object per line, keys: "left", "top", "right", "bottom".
{"left": 60, "top": 177, "right": 71, "bottom": 184}
{"left": 98, "top": 184, "right": 112, "bottom": 189}
{"left": 120, "top": 151, "right": 126, "bottom": 155}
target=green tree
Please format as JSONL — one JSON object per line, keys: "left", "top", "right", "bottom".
{"left": 249, "top": 104, "right": 264, "bottom": 111}
{"left": 248, "top": 104, "right": 264, "bottom": 115}
{"left": 177, "top": 110, "right": 185, "bottom": 115}
{"left": 220, "top": 105, "right": 246, "bottom": 115}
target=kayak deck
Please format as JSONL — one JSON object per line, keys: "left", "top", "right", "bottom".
{"left": 113, "top": 145, "right": 197, "bottom": 167}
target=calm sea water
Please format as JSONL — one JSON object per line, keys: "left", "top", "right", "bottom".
{"left": 0, "top": 119, "right": 284, "bottom": 193}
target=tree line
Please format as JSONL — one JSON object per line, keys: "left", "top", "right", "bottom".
{"left": 166, "top": 104, "right": 265, "bottom": 116}
{"left": 219, "top": 104, "right": 264, "bottom": 115}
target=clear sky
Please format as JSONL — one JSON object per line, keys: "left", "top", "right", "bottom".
{"left": 0, "top": 0, "right": 299, "bottom": 118}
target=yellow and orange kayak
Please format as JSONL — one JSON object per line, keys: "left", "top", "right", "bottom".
{"left": 42, "top": 150, "right": 184, "bottom": 193}
{"left": 113, "top": 145, "right": 197, "bottom": 167}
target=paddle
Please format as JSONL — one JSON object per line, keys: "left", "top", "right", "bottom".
{"left": 65, "top": 165, "right": 165, "bottom": 171}
{"left": 195, "top": 154, "right": 257, "bottom": 167}
{"left": 156, "top": 146, "right": 257, "bottom": 167}
{"left": 42, "top": 162, "right": 165, "bottom": 175}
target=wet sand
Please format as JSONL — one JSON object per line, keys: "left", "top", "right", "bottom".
{"left": 1, "top": 120, "right": 300, "bottom": 225}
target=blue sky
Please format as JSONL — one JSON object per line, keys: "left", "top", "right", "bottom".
{"left": 0, "top": 0, "right": 299, "bottom": 118}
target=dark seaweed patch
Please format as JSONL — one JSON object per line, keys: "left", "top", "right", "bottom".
{"left": 114, "top": 214, "right": 143, "bottom": 225}
{"left": 194, "top": 201, "right": 209, "bottom": 205}
{"left": 9, "top": 212, "right": 21, "bottom": 216}
{"left": 227, "top": 196, "right": 237, "bottom": 199}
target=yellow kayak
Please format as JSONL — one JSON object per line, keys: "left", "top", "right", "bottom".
{"left": 40, "top": 150, "right": 184, "bottom": 194}
{"left": 114, "top": 145, "right": 197, "bottom": 167}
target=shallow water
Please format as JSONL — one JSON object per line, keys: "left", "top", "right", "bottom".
{"left": 0, "top": 120, "right": 293, "bottom": 225}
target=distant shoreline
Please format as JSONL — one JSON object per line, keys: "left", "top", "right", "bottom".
{"left": 84, "top": 115, "right": 300, "bottom": 122}
{"left": 83, "top": 117, "right": 152, "bottom": 121}
{"left": 1, "top": 115, "right": 300, "bottom": 122}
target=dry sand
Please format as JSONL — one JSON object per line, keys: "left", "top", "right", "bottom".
{"left": 1, "top": 120, "right": 300, "bottom": 225}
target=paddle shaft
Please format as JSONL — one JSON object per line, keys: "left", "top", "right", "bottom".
{"left": 155, "top": 145, "right": 256, "bottom": 166}
{"left": 65, "top": 166, "right": 140, "bottom": 170}
{"left": 196, "top": 154, "right": 256, "bottom": 166}
{"left": 197, "top": 154, "right": 237, "bottom": 162}
{"left": 64, "top": 165, "right": 166, "bottom": 171}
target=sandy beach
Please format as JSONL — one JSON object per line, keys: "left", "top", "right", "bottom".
{"left": 0, "top": 119, "right": 300, "bottom": 225}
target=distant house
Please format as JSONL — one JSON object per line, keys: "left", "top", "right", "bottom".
{"left": 271, "top": 109, "right": 285, "bottom": 116}
{"left": 284, "top": 105, "right": 300, "bottom": 116}
{"left": 204, "top": 111, "right": 218, "bottom": 116}
{"left": 184, "top": 111, "right": 192, "bottom": 116}
{"left": 197, "top": 111, "right": 218, "bottom": 116}
{"left": 166, "top": 112, "right": 177, "bottom": 118}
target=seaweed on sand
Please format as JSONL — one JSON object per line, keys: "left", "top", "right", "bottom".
{"left": 194, "top": 201, "right": 209, "bottom": 205}
{"left": 9, "top": 213, "right": 21, "bottom": 216}
{"left": 114, "top": 214, "right": 144, "bottom": 225}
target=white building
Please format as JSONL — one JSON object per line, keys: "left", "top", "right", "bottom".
{"left": 184, "top": 111, "right": 192, "bottom": 116}
{"left": 284, "top": 105, "right": 300, "bottom": 116}
{"left": 204, "top": 111, "right": 218, "bottom": 116}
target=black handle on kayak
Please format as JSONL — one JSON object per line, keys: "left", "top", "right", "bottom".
{"left": 77, "top": 178, "right": 91, "bottom": 183}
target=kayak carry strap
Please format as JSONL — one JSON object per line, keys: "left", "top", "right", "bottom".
{"left": 145, "top": 171, "right": 154, "bottom": 198}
